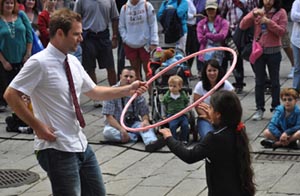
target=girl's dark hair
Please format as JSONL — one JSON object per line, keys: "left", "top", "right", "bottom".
{"left": 258, "top": 0, "right": 282, "bottom": 12}
{"left": 210, "top": 91, "right": 256, "bottom": 196}
{"left": 201, "top": 59, "right": 225, "bottom": 91}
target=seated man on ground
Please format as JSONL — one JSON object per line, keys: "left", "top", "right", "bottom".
{"left": 102, "top": 66, "right": 165, "bottom": 152}
{"left": 261, "top": 88, "right": 300, "bottom": 149}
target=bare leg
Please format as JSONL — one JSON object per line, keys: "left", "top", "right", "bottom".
{"left": 284, "top": 46, "right": 295, "bottom": 67}
{"left": 129, "top": 59, "right": 142, "bottom": 80}
{"left": 107, "top": 69, "right": 117, "bottom": 86}
{"left": 142, "top": 60, "right": 149, "bottom": 81}
{"left": 87, "top": 70, "right": 97, "bottom": 84}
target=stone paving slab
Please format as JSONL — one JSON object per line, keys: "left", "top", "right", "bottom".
{"left": 1, "top": 46, "right": 300, "bottom": 196}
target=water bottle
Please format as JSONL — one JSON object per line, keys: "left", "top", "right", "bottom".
{"left": 154, "top": 47, "right": 163, "bottom": 61}
{"left": 261, "top": 23, "right": 267, "bottom": 34}
{"left": 18, "top": 126, "right": 33, "bottom": 134}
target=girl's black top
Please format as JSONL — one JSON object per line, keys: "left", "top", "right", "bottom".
{"left": 166, "top": 127, "right": 249, "bottom": 196}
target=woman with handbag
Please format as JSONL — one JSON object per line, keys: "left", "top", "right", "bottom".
{"left": 240, "top": 0, "right": 287, "bottom": 121}
{"left": 0, "top": 0, "right": 33, "bottom": 112}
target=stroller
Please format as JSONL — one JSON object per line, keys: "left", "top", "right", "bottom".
{"left": 147, "top": 47, "right": 198, "bottom": 142}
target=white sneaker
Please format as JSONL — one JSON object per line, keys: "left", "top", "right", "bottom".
{"left": 93, "top": 100, "right": 102, "bottom": 108}
{"left": 252, "top": 110, "right": 264, "bottom": 121}
{"left": 287, "top": 67, "right": 295, "bottom": 79}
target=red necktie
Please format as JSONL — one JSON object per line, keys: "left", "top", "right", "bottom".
{"left": 64, "top": 57, "right": 86, "bottom": 128}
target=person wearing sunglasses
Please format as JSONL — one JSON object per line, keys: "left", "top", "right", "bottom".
{"left": 261, "top": 88, "right": 300, "bottom": 149}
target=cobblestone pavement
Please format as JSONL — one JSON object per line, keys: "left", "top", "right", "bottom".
{"left": 1, "top": 39, "right": 300, "bottom": 195}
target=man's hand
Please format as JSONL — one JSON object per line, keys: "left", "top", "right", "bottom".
{"left": 34, "top": 123, "right": 57, "bottom": 142}
{"left": 130, "top": 81, "right": 148, "bottom": 95}
{"left": 120, "top": 129, "right": 130, "bottom": 143}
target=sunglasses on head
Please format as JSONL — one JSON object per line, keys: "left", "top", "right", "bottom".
{"left": 282, "top": 98, "right": 294, "bottom": 102}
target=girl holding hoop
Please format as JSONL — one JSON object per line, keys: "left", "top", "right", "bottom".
{"left": 159, "top": 90, "right": 256, "bottom": 196}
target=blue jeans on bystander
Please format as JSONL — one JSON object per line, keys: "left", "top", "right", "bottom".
{"left": 197, "top": 117, "right": 214, "bottom": 141}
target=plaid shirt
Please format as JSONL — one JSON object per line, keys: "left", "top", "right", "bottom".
{"left": 219, "top": 0, "right": 258, "bottom": 34}
{"left": 102, "top": 82, "right": 149, "bottom": 124}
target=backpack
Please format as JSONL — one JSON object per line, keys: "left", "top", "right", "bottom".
{"left": 233, "top": 25, "right": 254, "bottom": 61}
{"left": 159, "top": 0, "right": 183, "bottom": 43}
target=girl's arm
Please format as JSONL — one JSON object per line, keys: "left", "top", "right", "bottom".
{"left": 268, "top": 109, "right": 284, "bottom": 139}
{"left": 148, "top": 2, "right": 159, "bottom": 46}
{"left": 265, "top": 9, "right": 287, "bottom": 37}
{"left": 193, "top": 93, "right": 208, "bottom": 118}
{"left": 239, "top": 9, "right": 256, "bottom": 30}
{"left": 159, "top": 128, "right": 210, "bottom": 164}
{"left": 176, "top": 0, "right": 188, "bottom": 18}
{"left": 196, "top": 20, "right": 207, "bottom": 44}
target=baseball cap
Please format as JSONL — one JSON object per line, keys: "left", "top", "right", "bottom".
{"left": 205, "top": 0, "right": 218, "bottom": 9}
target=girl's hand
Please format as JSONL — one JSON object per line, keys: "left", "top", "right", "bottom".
{"left": 260, "top": 16, "right": 270, "bottom": 24}
{"left": 253, "top": 8, "right": 264, "bottom": 17}
{"left": 159, "top": 128, "right": 172, "bottom": 139}
{"left": 197, "top": 103, "right": 211, "bottom": 121}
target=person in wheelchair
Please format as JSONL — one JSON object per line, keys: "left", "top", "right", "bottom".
{"left": 102, "top": 66, "right": 165, "bottom": 152}
{"left": 162, "top": 75, "right": 190, "bottom": 144}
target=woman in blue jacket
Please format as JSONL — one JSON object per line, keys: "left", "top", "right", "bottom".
{"left": 157, "top": 0, "right": 188, "bottom": 51}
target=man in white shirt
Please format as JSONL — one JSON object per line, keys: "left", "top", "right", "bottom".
{"left": 4, "top": 8, "right": 147, "bottom": 196}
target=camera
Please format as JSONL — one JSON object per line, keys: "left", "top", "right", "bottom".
{"left": 124, "top": 112, "right": 139, "bottom": 127}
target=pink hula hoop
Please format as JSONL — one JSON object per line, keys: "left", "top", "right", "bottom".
{"left": 121, "top": 47, "right": 237, "bottom": 132}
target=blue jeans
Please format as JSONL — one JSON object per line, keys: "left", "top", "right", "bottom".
{"left": 292, "top": 44, "right": 300, "bottom": 90}
{"left": 252, "top": 52, "right": 281, "bottom": 111}
{"left": 37, "top": 145, "right": 105, "bottom": 196}
{"left": 103, "top": 121, "right": 157, "bottom": 145}
{"left": 168, "top": 115, "right": 189, "bottom": 141}
{"left": 197, "top": 118, "right": 214, "bottom": 141}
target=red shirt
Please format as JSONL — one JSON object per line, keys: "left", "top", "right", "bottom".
{"left": 38, "top": 10, "right": 50, "bottom": 48}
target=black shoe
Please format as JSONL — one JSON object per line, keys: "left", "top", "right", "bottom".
{"left": 264, "top": 87, "right": 271, "bottom": 95}
{"left": 260, "top": 139, "right": 275, "bottom": 148}
{"left": 287, "top": 141, "right": 299, "bottom": 150}
{"left": 235, "top": 87, "right": 243, "bottom": 94}
{"left": 145, "top": 138, "right": 166, "bottom": 152}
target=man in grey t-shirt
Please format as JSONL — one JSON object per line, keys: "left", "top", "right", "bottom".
{"left": 74, "top": 0, "right": 119, "bottom": 107}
